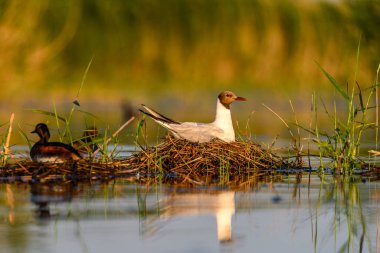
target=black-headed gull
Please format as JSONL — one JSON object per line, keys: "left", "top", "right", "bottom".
{"left": 140, "top": 91, "right": 247, "bottom": 143}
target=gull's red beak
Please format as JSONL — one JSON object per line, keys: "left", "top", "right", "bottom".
{"left": 235, "top": 96, "right": 247, "bottom": 101}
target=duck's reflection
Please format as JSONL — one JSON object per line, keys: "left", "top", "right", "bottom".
{"left": 157, "top": 191, "right": 235, "bottom": 243}
{"left": 30, "top": 181, "right": 76, "bottom": 219}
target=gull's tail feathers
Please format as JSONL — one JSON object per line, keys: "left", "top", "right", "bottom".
{"left": 139, "top": 105, "right": 180, "bottom": 125}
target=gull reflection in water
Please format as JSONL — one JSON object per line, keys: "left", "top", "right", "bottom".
{"left": 149, "top": 191, "right": 235, "bottom": 243}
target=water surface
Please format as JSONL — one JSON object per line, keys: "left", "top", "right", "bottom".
{"left": 0, "top": 175, "right": 378, "bottom": 253}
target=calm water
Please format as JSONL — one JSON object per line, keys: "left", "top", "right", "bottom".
{"left": 0, "top": 175, "right": 379, "bottom": 253}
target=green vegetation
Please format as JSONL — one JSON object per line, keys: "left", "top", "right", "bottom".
{"left": 301, "top": 62, "right": 379, "bottom": 173}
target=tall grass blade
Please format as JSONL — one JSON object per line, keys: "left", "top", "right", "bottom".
{"left": 354, "top": 36, "right": 361, "bottom": 82}
{"left": 62, "top": 58, "right": 94, "bottom": 144}
{"left": 356, "top": 81, "right": 364, "bottom": 112}
{"left": 135, "top": 116, "right": 147, "bottom": 147}
{"left": 52, "top": 100, "right": 63, "bottom": 141}
{"left": 76, "top": 56, "right": 94, "bottom": 100}
{"left": 76, "top": 109, "right": 101, "bottom": 120}
{"left": 315, "top": 61, "right": 349, "bottom": 101}
{"left": 27, "top": 109, "right": 66, "bottom": 122}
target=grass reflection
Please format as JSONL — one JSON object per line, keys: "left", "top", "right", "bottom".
{"left": 309, "top": 177, "right": 376, "bottom": 252}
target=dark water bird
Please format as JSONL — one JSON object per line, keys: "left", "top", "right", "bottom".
{"left": 30, "top": 123, "right": 82, "bottom": 163}
{"left": 140, "top": 91, "right": 247, "bottom": 143}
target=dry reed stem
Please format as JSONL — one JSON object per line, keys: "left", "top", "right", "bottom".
{"left": 4, "top": 113, "right": 14, "bottom": 157}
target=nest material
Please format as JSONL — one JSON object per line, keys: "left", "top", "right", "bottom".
{"left": 0, "top": 136, "right": 284, "bottom": 185}
{"left": 0, "top": 160, "right": 121, "bottom": 182}
{"left": 124, "top": 136, "right": 283, "bottom": 183}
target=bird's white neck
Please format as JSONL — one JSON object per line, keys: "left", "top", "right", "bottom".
{"left": 213, "top": 99, "right": 235, "bottom": 141}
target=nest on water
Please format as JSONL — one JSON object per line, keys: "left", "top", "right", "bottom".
{"left": 1, "top": 136, "right": 287, "bottom": 184}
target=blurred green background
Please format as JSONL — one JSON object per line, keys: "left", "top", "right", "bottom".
{"left": 0, "top": 0, "right": 379, "bottom": 144}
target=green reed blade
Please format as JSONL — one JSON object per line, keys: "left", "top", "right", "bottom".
{"left": 356, "top": 81, "right": 364, "bottom": 112}
{"left": 75, "top": 109, "right": 101, "bottom": 120}
{"left": 76, "top": 56, "right": 94, "bottom": 100}
{"left": 315, "top": 61, "right": 349, "bottom": 101}
{"left": 26, "top": 109, "right": 66, "bottom": 122}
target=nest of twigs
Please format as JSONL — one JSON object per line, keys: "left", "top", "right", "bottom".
{"left": 1, "top": 136, "right": 287, "bottom": 185}
{"left": 123, "top": 135, "right": 284, "bottom": 184}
